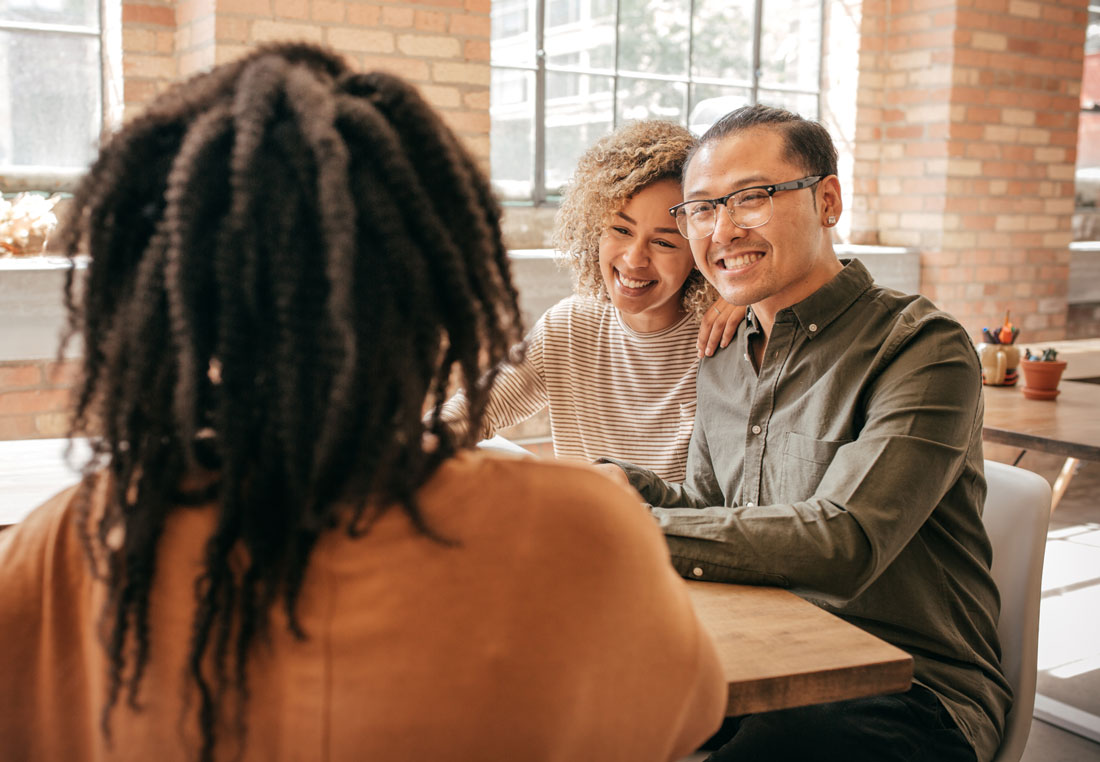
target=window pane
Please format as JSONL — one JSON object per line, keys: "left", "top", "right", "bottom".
{"left": 691, "top": 0, "right": 754, "bottom": 82}
{"left": 0, "top": 0, "right": 98, "bottom": 28}
{"left": 1078, "top": 111, "right": 1100, "bottom": 173}
{"left": 616, "top": 77, "right": 686, "bottom": 124}
{"left": 1075, "top": 9, "right": 1100, "bottom": 236}
{"left": 547, "top": 0, "right": 580, "bottom": 28}
{"left": 491, "top": 69, "right": 535, "bottom": 201}
{"left": 491, "top": 0, "right": 536, "bottom": 67}
{"left": 543, "top": 0, "right": 615, "bottom": 68}
{"left": 545, "top": 72, "right": 613, "bottom": 193}
{"left": 617, "top": 0, "right": 690, "bottom": 77}
{"left": 757, "top": 89, "right": 818, "bottom": 120}
{"left": 760, "top": 0, "right": 821, "bottom": 90}
{"left": 689, "top": 85, "right": 750, "bottom": 135}
{"left": 0, "top": 29, "right": 100, "bottom": 169}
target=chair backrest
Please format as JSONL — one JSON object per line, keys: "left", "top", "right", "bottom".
{"left": 982, "top": 460, "right": 1052, "bottom": 762}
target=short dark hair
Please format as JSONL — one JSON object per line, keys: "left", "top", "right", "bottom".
{"left": 687, "top": 103, "right": 839, "bottom": 181}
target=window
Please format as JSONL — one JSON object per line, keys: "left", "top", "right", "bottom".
{"left": 0, "top": 0, "right": 103, "bottom": 190}
{"left": 1075, "top": 5, "right": 1100, "bottom": 241}
{"left": 490, "top": 0, "right": 822, "bottom": 203}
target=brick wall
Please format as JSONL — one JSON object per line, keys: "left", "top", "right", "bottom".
{"left": 120, "top": 1, "right": 180, "bottom": 117}
{"left": 0, "top": 0, "right": 492, "bottom": 442}
{"left": 120, "top": 0, "right": 491, "bottom": 163}
{"left": 3, "top": 1, "right": 1095, "bottom": 442}
{"left": 848, "top": 0, "right": 1088, "bottom": 342}
{"left": 0, "top": 360, "right": 80, "bottom": 440}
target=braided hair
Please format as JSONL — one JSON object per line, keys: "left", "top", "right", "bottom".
{"left": 57, "top": 42, "right": 524, "bottom": 761}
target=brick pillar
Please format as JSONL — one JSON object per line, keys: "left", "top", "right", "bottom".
{"left": 177, "top": 0, "right": 218, "bottom": 77}
{"left": 141, "top": 0, "right": 492, "bottom": 165}
{"left": 120, "top": 1, "right": 179, "bottom": 119}
{"left": 849, "top": 0, "right": 1088, "bottom": 342}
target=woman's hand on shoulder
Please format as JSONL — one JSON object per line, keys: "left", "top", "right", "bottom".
{"left": 697, "top": 300, "right": 745, "bottom": 358}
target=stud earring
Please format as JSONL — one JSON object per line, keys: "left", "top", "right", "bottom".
{"left": 827, "top": 215, "right": 837, "bottom": 226}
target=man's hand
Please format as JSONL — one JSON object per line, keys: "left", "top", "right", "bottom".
{"left": 697, "top": 300, "right": 746, "bottom": 358}
{"left": 592, "top": 462, "right": 638, "bottom": 494}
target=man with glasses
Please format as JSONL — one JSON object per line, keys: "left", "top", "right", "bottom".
{"left": 598, "top": 105, "right": 1009, "bottom": 762}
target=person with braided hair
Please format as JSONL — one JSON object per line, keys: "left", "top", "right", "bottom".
{"left": 0, "top": 43, "right": 724, "bottom": 762}
{"left": 442, "top": 121, "right": 744, "bottom": 481}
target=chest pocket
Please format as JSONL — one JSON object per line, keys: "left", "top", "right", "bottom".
{"left": 781, "top": 432, "right": 851, "bottom": 497}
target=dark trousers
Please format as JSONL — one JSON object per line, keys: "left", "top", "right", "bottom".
{"left": 702, "top": 685, "right": 978, "bottom": 762}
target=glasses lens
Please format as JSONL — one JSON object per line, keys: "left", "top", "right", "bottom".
{"left": 726, "top": 190, "right": 773, "bottom": 228}
{"left": 675, "top": 202, "right": 717, "bottom": 240}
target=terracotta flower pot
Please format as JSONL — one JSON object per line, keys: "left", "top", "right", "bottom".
{"left": 1020, "top": 359, "right": 1067, "bottom": 400}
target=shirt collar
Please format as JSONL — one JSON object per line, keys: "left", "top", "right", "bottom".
{"left": 774, "top": 258, "right": 873, "bottom": 340}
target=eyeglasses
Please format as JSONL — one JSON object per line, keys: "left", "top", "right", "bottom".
{"left": 668, "top": 176, "right": 823, "bottom": 240}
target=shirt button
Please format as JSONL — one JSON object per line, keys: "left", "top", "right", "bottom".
{"left": 808, "top": 323, "right": 818, "bottom": 332}
{"left": 746, "top": 501, "right": 755, "bottom": 507}
{"left": 692, "top": 567, "right": 704, "bottom": 577}
{"left": 751, "top": 424, "right": 762, "bottom": 435}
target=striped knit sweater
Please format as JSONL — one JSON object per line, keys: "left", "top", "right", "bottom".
{"left": 443, "top": 295, "right": 701, "bottom": 482}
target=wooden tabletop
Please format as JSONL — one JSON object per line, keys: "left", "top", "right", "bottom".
{"left": 687, "top": 581, "right": 913, "bottom": 716}
{"left": 982, "top": 380, "right": 1100, "bottom": 461}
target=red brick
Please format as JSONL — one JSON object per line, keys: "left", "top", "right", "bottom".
{"left": 414, "top": 9, "right": 447, "bottom": 31}
{"left": 122, "top": 3, "right": 176, "bottom": 26}
{"left": 45, "top": 362, "right": 82, "bottom": 388}
{"left": 448, "top": 13, "right": 489, "bottom": 36}
{"left": 0, "top": 416, "right": 38, "bottom": 441}
{"left": 464, "top": 39, "right": 489, "bottom": 61}
{"left": 0, "top": 364, "right": 42, "bottom": 389}
{"left": 965, "top": 106, "right": 1001, "bottom": 123}
{"left": 0, "top": 389, "right": 71, "bottom": 416}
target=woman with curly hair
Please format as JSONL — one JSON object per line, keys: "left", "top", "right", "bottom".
{"left": 0, "top": 44, "right": 725, "bottom": 762}
{"left": 444, "top": 121, "right": 743, "bottom": 481}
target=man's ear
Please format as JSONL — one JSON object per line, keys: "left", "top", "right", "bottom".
{"left": 820, "top": 175, "right": 842, "bottom": 227}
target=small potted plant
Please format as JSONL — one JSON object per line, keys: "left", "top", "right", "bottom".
{"left": 1019, "top": 348, "right": 1067, "bottom": 400}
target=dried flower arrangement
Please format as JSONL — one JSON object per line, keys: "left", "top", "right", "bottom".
{"left": 0, "top": 192, "right": 63, "bottom": 257}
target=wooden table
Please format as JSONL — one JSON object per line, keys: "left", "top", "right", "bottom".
{"left": 982, "top": 379, "right": 1100, "bottom": 509}
{"left": 687, "top": 581, "right": 913, "bottom": 716}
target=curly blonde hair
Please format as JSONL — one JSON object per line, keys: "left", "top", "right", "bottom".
{"left": 553, "top": 120, "right": 717, "bottom": 319}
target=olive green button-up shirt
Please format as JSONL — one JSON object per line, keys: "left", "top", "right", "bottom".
{"left": 608, "top": 259, "right": 1010, "bottom": 762}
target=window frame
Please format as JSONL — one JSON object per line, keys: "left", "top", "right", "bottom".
{"left": 490, "top": 0, "right": 825, "bottom": 205}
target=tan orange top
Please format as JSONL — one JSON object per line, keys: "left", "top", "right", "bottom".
{"left": 0, "top": 451, "right": 725, "bottom": 762}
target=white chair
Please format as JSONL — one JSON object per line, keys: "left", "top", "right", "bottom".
{"left": 983, "top": 459, "right": 1052, "bottom": 762}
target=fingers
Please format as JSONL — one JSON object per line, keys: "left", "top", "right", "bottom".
{"left": 696, "top": 305, "right": 721, "bottom": 357}
{"left": 698, "top": 301, "right": 743, "bottom": 358}
{"left": 593, "top": 462, "right": 633, "bottom": 491}
{"left": 699, "top": 319, "right": 724, "bottom": 358}
{"left": 721, "top": 304, "right": 746, "bottom": 348}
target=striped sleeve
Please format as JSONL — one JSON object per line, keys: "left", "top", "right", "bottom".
{"left": 439, "top": 315, "right": 550, "bottom": 440}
